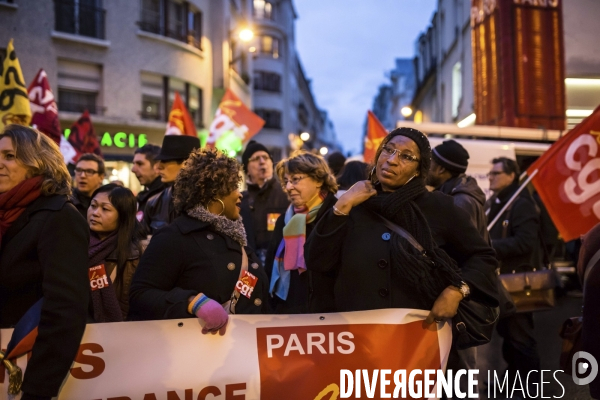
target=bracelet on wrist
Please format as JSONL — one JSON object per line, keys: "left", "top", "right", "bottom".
{"left": 187, "top": 293, "right": 209, "bottom": 315}
{"left": 333, "top": 205, "right": 348, "bottom": 216}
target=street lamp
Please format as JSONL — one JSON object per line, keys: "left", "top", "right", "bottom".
{"left": 319, "top": 147, "right": 329, "bottom": 156}
{"left": 401, "top": 106, "right": 413, "bottom": 117}
{"left": 239, "top": 28, "right": 254, "bottom": 42}
{"left": 300, "top": 132, "right": 310, "bottom": 141}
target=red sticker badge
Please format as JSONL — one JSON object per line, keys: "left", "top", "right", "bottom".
{"left": 235, "top": 270, "right": 258, "bottom": 299}
{"left": 89, "top": 264, "right": 109, "bottom": 291}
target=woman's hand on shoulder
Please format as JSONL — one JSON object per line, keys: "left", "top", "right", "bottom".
{"left": 335, "top": 180, "right": 377, "bottom": 214}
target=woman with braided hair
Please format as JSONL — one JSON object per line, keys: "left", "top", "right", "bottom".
{"left": 305, "top": 127, "right": 498, "bottom": 321}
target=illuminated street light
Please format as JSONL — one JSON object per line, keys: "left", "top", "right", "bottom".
{"left": 319, "top": 147, "right": 329, "bottom": 156}
{"left": 239, "top": 28, "right": 254, "bottom": 42}
{"left": 401, "top": 106, "right": 413, "bottom": 117}
{"left": 300, "top": 132, "right": 310, "bottom": 141}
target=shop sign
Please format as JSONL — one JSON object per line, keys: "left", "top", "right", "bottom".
{"left": 64, "top": 129, "right": 149, "bottom": 149}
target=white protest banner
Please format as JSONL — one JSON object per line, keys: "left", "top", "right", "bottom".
{"left": 1, "top": 309, "right": 451, "bottom": 400}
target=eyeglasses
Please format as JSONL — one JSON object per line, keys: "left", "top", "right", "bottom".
{"left": 75, "top": 168, "right": 99, "bottom": 176}
{"left": 249, "top": 155, "right": 270, "bottom": 162}
{"left": 487, "top": 171, "right": 505, "bottom": 177}
{"left": 283, "top": 175, "right": 308, "bottom": 186}
{"left": 381, "top": 145, "right": 420, "bottom": 163}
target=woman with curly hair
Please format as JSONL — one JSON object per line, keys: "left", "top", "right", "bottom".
{"left": 128, "top": 149, "right": 269, "bottom": 332}
{"left": 265, "top": 150, "right": 338, "bottom": 314}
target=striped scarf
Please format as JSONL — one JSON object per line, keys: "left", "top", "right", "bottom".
{"left": 269, "top": 191, "right": 326, "bottom": 300}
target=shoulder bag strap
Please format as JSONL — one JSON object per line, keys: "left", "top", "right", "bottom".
{"left": 373, "top": 212, "right": 426, "bottom": 255}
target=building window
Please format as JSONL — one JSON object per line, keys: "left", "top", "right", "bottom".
{"left": 253, "top": 71, "right": 281, "bottom": 92}
{"left": 255, "top": 109, "right": 281, "bottom": 129}
{"left": 259, "top": 35, "right": 280, "bottom": 59}
{"left": 54, "top": 0, "right": 106, "bottom": 40}
{"left": 452, "top": 62, "right": 462, "bottom": 119}
{"left": 57, "top": 59, "right": 102, "bottom": 114}
{"left": 139, "top": 0, "right": 202, "bottom": 50}
{"left": 58, "top": 89, "right": 98, "bottom": 114}
{"left": 140, "top": 72, "right": 202, "bottom": 127}
{"left": 253, "top": 0, "right": 273, "bottom": 20}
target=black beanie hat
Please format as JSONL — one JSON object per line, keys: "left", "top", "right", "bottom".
{"left": 432, "top": 139, "right": 469, "bottom": 173}
{"left": 388, "top": 127, "right": 432, "bottom": 180}
{"left": 242, "top": 140, "right": 271, "bottom": 173}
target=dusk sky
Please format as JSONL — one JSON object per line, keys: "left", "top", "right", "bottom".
{"left": 295, "top": 0, "right": 437, "bottom": 155}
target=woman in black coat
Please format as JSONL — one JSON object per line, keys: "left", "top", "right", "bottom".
{"left": 265, "top": 151, "right": 338, "bottom": 314}
{"left": 129, "top": 149, "right": 269, "bottom": 332}
{"left": 0, "top": 125, "right": 89, "bottom": 400}
{"left": 305, "top": 127, "right": 499, "bottom": 323}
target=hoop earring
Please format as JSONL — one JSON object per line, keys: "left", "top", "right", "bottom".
{"left": 209, "top": 199, "right": 225, "bottom": 216}
{"left": 215, "top": 199, "right": 225, "bottom": 216}
{"left": 369, "top": 166, "right": 380, "bottom": 185}
{"left": 404, "top": 174, "right": 418, "bottom": 186}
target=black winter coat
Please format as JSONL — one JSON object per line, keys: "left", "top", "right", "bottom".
{"left": 264, "top": 193, "right": 338, "bottom": 314}
{"left": 69, "top": 187, "right": 91, "bottom": 219}
{"left": 128, "top": 214, "right": 269, "bottom": 320}
{"left": 437, "top": 174, "right": 489, "bottom": 242}
{"left": 136, "top": 176, "right": 166, "bottom": 218}
{"left": 240, "top": 178, "right": 289, "bottom": 253}
{"left": 0, "top": 195, "right": 89, "bottom": 398}
{"left": 487, "top": 182, "right": 541, "bottom": 273}
{"left": 142, "top": 184, "right": 177, "bottom": 236}
{"left": 305, "top": 190, "right": 499, "bottom": 312}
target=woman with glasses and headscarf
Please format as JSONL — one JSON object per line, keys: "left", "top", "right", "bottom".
{"left": 305, "top": 127, "right": 498, "bottom": 322}
{"left": 265, "top": 151, "right": 338, "bottom": 314}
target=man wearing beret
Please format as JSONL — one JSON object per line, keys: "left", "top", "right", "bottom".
{"left": 427, "top": 139, "right": 489, "bottom": 241}
{"left": 240, "top": 141, "right": 289, "bottom": 263}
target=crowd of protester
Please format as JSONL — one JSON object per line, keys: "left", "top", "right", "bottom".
{"left": 0, "top": 123, "right": 598, "bottom": 400}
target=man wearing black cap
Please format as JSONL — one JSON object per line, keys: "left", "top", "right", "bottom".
{"left": 142, "top": 135, "right": 200, "bottom": 236}
{"left": 427, "top": 139, "right": 489, "bottom": 241}
{"left": 240, "top": 141, "right": 289, "bottom": 263}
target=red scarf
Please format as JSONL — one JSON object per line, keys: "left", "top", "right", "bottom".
{"left": 0, "top": 176, "right": 44, "bottom": 241}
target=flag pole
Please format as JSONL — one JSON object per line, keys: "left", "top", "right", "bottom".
{"left": 487, "top": 169, "right": 539, "bottom": 231}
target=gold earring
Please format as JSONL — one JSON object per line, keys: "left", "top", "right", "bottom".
{"left": 215, "top": 199, "right": 225, "bottom": 216}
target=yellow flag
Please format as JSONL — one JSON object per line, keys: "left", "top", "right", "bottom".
{"left": 0, "top": 39, "right": 31, "bottom": 128}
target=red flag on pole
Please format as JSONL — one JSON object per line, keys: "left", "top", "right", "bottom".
{"left": 27, "top": 69, "right": 62, "bottom": 145}
{"left": 208, "top": 89, "right": 265, "bottom": 148}
{"left": 68, "top": 110, "right": 102, "bottom": 163}
{"left": 165, "top": 92, "right": 197, "bottom": 136}
{"left": 364, "top": 111, "right": 388, "bottom": 164}
{"left": 527, "top": 104, "right": 600, "bottom": 242}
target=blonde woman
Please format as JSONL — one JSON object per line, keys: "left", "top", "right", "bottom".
{"left": 265, "top": 151, "right": 338, "bottom": 314}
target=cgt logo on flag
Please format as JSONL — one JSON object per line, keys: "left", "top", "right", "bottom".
{"left": 528, "top": 105, "right": 600, "bottom": 241}
{"left": 208, "top": 89, "right": 265, "bottom": 148}
{"left": 256, "top": 322, "right": 442, "bottom": 400}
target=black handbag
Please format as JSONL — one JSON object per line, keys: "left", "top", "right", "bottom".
{"left": 375, "top": 213, "right": 499, "bottom": 350}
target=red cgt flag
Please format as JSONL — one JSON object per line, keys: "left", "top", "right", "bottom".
{"left": 28, "top": 69, "right": 62, "bottom": 145}
{"left": 68, "top": 110, "right": 102, "bottom": 163}
{"left": 165, "top": 92, "right": 197, "bottom": 136}
{"left": 528, "top": 104, "right": 600, "bottom": 242}
{"left": 364, "top": 110, "right": 388, "bottom": 164}
{"left": 208, "top": 89, "right": 265, "bottom": 148}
